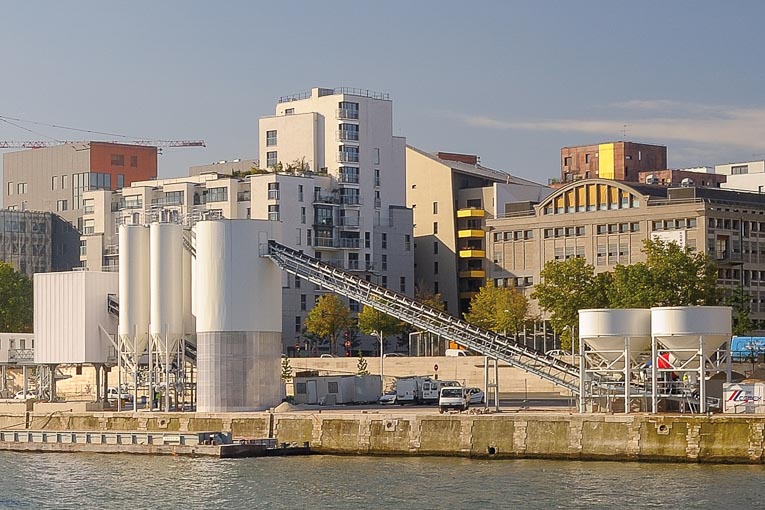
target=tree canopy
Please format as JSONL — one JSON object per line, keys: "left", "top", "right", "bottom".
{"left": 463, "top": 281, "right": 530, "bottom": 336}
{"left": 531, "top": 239, "right": 726, "bottom": 350}
{"left": 357, "top": 304, "right": 404, "bottom": 352}
{"left": 304, "top": 294, "right": 352, "bottom": 355}
{"left": 0, "top": 262, "right": 33, "bottom": 333}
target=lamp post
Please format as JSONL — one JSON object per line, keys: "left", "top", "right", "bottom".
{"left": 378, "top": 330, "right": 384, "bottom": 393}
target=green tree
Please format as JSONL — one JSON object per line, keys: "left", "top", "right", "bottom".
{"left": 0, "top": 262, "right": 33, "bottom": 333}
{"left": 608, "top": 239, "right": 721, "bottom": 308}
{"left": 724, "top": 286, "right": 754, "bottom": 337}
{"left": 356, "top": 350, "right": 369, "bottom": 375}
{"left": 463, "top": 281, "right": 529, "bottom": 336}
{"left": 357, "top": 304, "right": 403, "bottom": 353}
{"left": 281, "top": 356, "right": 293, "bottom": 381}
{"left": 531, "top": 257, "right": 609, "bottom": 351}
{"left": 304, "top": 294, "right": 352, "bottom": 355}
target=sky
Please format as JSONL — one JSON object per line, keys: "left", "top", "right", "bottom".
{"left": 1, "top": 0, "right": 764, "bottom": 194}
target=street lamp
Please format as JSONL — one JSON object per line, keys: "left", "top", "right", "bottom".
{"left": 378, "top": 330, "right": 384, "bottom": 393}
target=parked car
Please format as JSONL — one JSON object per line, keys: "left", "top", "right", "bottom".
{"left": 545, "top": 350, "right": 567, "bottom": 357}
{"left": 107, "top": 387, "right": 134, "bottom": 402}
{"left": 319, "top": 354, "right": 336, "bottom": 358}
{"left": 378, "top": 390, "right": 397, "bottom": 405}
{"left": 382, "top": 353, "right": 406, "bottom": 358}
{"left": 445, "top": 349, "right": 471, "bottom": 357}
{"left": 466, "top": 387, "right": 485, "bottom": 404}
{"left": 14, "top": 390, "right": 37, "bottom": 401}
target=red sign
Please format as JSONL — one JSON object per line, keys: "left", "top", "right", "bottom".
{"left": 434, "top": 364, "right": 439, "bottom": 371}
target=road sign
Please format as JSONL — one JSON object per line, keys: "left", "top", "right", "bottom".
{"left": 434, "top": 363, "right": 439, "bottom": 371}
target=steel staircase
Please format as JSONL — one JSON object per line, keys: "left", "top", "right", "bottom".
{"left": 265, "top": 240, "right": 582, "bottom": 394}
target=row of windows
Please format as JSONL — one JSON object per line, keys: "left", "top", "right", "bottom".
{"left": 110, "top": 154, "right": 138, "bottom": 167}
{"left": 7, "top": 182, "right": 28, "bottom": 195}
{"left": 494, "top": 276, "right": 534, "bottom": 287}
{"left": 652, "top": 218, "right": 697, "bottom": 231}
{"left": 494, "top": 230, "right": 534, "bottom": 242}
{"left": 596, "top": 223, "right": 641, "bottom": 235}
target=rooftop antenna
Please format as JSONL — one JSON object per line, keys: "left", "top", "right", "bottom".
{"left": 622, "top": 124, "right": 629, "bottom": 140}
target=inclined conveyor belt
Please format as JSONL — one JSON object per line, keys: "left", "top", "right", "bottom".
{"left": 265, "top": 240, "right": 583, "bottom": 394}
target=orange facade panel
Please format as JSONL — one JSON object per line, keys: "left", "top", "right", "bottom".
{"left": 90, "top": 142, "right": 157, "bottom": 190}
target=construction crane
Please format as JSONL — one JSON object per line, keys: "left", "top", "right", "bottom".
{"left": 0, "top": 140, "right": 205, "bottom": 149}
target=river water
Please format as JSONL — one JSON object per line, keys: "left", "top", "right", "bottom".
{"left": 1, "top": 452, "right": 764, "bottom": 509}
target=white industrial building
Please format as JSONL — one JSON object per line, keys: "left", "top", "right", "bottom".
{"left": 80, "top": 87, "right": 414, "bottom": 354}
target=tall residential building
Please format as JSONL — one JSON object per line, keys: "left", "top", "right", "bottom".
{"left": 486, "top": 178, "right": 765, "bottom": 330}
{"left": 2, "top": 142, "right": 157, "bottom": 228}
{"left": 559, "top": 142, "right": 666, "bottom": 184}
{"left": 0, "top": 209, "right": 79, "bottom": 276}
{"left": 82, "top": 87, "right": 413, "bottom": 353}
{"left": 405, "top": 146, "right": 550, "bottom": 315}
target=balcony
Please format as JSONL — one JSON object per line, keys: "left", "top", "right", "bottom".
{"left": 457, "top": 229, "right": 485, "bottom": 239}
{"left": 459, "top": 249, "right": 485, "bottom": 258}
{"left": 339, "top": 196, "right": 361, "bottom": 206}
{"left": 313, "top": 237, "right": 361, "bottom": 249}
{"left": 268, "top": 190, "right": 280, "bottom": 200}
{"left": 337, "top": 108, "right": 360, "bottom": 120}
{"left": 104, "top": 244, "right": 118, "bottom": 256}
{"left": 337, "top": 130, "right": 360, "bottom": 142}
{"left": 338, "top": 152, "right": 360, "bottom": 163}
{"left": 339, "top": 173, "right": 360, "bottom": 184}
{"left": 8, "top": 348, "right": 34, "bottom": 364}
{"left": 337, "top": 217, "right": 361, "bottom": 228}
{"left": 237, "top": 191, "right": 251, "bottom": 202}
{"left": 459, "top": 269, "right": 486, "bottom": 278}
{"left": 456, "top": 208, "right": 486, "bottom": 218}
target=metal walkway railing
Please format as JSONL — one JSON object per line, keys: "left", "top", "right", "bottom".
{"left": 266, "top": 240, "right": 582, "bottom": 394}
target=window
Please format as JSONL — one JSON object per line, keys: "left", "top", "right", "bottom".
{"left": 295, "top": 275, "right": 301, "bottom": 288}
{"left": 524, "top": 230, "right": 533, "bottom": 240}
{"left": 268, "top": 204, "right": 280, "bottom": 221}
{"left": 374, "top": 169, "right": 380, "bottom": 187}
{"left": 382, "top": 254, "right": 388, "bottom": 271}
{"left": 382, "top": 233, "right": 387, "bottom": 249}
{"left": 206, "top": 187, "right": 228, "bottom": 203}
{"left": 6, "top": 182, "right": 12, "bottom": 196}
{"left": 434, "top": 281, "right": 439, "bottom": 293}
{"left": 117, "top": 174, "right": 124, "bottom": 188}
{"left": 328, "top": 382, "right": 339, "bottom": 394}
{"left": 338, "top": 101, "right": 359, "bottom": 119}
{"left": 268, "top": 182, "right": 280, "bottom": 200}
{"left": 306, "top": 230, "right": 311, "bottom": 246}
{"left": 301, "top": 207, "right": 306, "bottom": 224}
{"left": 298, "top": 185, "right": 303, "bottom": 202}
{"left": 732, "top": 165, "right": 749, "bottom": 175}
{"left": 381, "top": 276, "right": 388, "bottom": 288}
{"left": 111, "top": 154, "right": 125, "bottom": 166}
{"left": 433, "top": 242, "right": 439, "bottom": 254}
{"left": 266, "top": 130, "right": 277, "bottom": 147}
{"left": 339, "top": 166, "right": 359, "bottom": 184}
{"left": 563, "top": 156, "right": 572, "bottom": 166}
{"left": 295, "top": 316, "right": 301, "bottom": 333}
{"left": 62, "top": 174, "right": 69, "bottom": 189}
{"left": 433, "top": 222, "right": 438, "bottom": 234}
{"left": 51, "top": 176, "right": 58, "bottom": 190}
{"left": 130, "top": 155, "right": 138, "bottom": 167}
{"left": 17, "top": 183, "right": 27, "bottom": 194}
{"left": 267, "top": 151, "right": 278, "bottom": 167}
{"left": 57, "top": 199, "right": 68, "bottom": 212}
{"left": 285, "top": 108, "right": 294, "bottom": 115}
{"left": 400, "top": 276, "right": 406, "bottom": 293}
{"left": 404, "top": 234, "right": 411, "bottom": 251}
{"left": 339, "top": 145, "right": 360, "bottom": 163}
{"left": 300, "top": 294, "right": 307, "bottom": 311}
{"left": 296, "top": 383, "right": 306, "bottom": 394}
{"left": 373, "top": 148, "right": 381, "bottom": 165}
{"left": 365, "top": 231, "right": 371, "bottom": 248}
{"left": 434, "top": 261, "right": 439, "bottom": 274}
{"left": 585, "top": 154, "right": 591, "bottom": 163}
{"left": 433, "top": 202, "right": 438, "bottom": 214}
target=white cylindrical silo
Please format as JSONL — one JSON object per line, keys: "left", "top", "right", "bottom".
{"left": 150, "top": 222, "right": 184, "bottom": 354}
{"left": 182, "top": 237, "right": 195, "bottom": 339}
{"left": 118, "top": 224, "right": 151, "bottom": 354}
{"left": 651, "top": 306, "right": 732, "bottom": 366}
{"left": 194, "top": 219, "right": 282, "bottom": 412}
{"left": 579, "top": 308, "right": 652, "bottom": 366}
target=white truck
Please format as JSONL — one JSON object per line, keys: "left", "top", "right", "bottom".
{"left": 439, "top": 385, "right": 469, "bottom": 413}
{"left": 396, "top": 377, "right": 462, "bottom": 404}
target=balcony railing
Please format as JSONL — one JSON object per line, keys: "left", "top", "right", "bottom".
{"left": 337, "top": 130, "right": 360, "bottom": 142}
{"left": 268, "top": 190, "right": 280, "bottom": 200}
{"left": 104, "top": 244, "right": 118, "bottom": 256}
{"left": 237, "top": 191, "right": 251, "bottom": 202}
{"left": 340, "top": 196, "right": 361, "bottom": 206}
{"left": 337, "top": 108, "right": 360, "bottom": 120}
{"left": 339, "top": 173, "right": 360, "bottom": 184}
{"left": 84, "top": 206, "right": 94, "bottom": 214}
{"left": 312, "top": 238, "right": 361, "bottom": 249}
{"left": 338, "top": 152, "right": 360, "bottom": 163}
{"left": 337, "top": 217, "right": 361, "bottom": 227}
{"left": 8, "top": 348, "right": 34, "bottom": 363}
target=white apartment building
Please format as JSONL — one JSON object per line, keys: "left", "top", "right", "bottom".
{"left": 81, "top": 87, "right": 413, "bottom": 354}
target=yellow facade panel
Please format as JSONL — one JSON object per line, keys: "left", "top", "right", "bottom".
{"left": 457, "top": 229, "right": 485, "bottom": 239}
{"left": 587, "top": 185, "right": 597, "bottom": 206}
{"left": 577, "top": 186, "right": 586, "bottom": 207}
{"left": 598, "top": 143, "right": 615, "bottom": 179}
{"left": 456, "top": 209, "right": 486, "bottom": 218}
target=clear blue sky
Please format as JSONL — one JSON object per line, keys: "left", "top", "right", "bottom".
{"left": 1, "top": 0, "right": 764, "bottom": 189}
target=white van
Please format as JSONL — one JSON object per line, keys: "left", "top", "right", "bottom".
{"left": 438, "top": 386, "right": 469, "bottom": 413}
{"left": 445, "top": 349, "right": 470, "bottom": 357}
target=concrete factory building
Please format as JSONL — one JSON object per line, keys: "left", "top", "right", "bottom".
{"left": 0, "top": 209, "right": 80, "bottom": 276}
{"left": 82, "top": 87, "right": 414, "bottom": 353}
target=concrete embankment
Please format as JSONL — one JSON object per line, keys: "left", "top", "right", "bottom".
{"left": 1, "top": 410, "right": 764, "bottom": 463}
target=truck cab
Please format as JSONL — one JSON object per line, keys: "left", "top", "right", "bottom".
{"left": 439, "top": 386, "right": 468, "bottom": 413}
